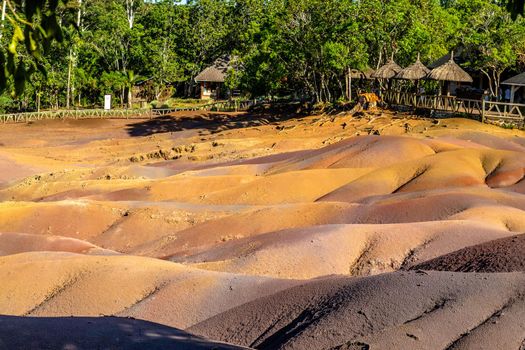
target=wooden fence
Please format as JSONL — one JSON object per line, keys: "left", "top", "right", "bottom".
{"left": 0, "top": 108, "right": 152, "bottom": 123}
{"left": 482, "top": 100, "right": 525, "bottom": 124}
{"left": 0, "top": 99, "right": 259, "bottom": 124}
{"left": 382, "top": 90, "right": 525, "bottom": 126}
{"left": 151, "top": 99, "right": 258, "bottom": 116}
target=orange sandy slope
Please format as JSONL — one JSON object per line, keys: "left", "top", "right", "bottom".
{"left": 0, "top": 110, "right": 524, "bottom": 349}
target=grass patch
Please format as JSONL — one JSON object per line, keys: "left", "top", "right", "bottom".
{"left": 151, "top": 98, "right": 213, "bottom": 109}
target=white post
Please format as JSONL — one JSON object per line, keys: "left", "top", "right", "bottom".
{"left": 104, "top": 95, "right": 112, "bottom": 110}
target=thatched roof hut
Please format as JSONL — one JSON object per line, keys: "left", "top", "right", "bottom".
{"left": 428, "top": 52, "right": 473, "bottom": 83}
{"left": 195, "top": 56, "right": 231, "bottom": 83}
{"left": 371, "top": 59, "right": 402, "bottom": 79}
{"left": 395, "top": 55, "right": 430, "bottom": 80}
{"left": 429, "top": 47, "right": 466, "bottom": 69}
{"left": 349, "top": 67, "right": 375, "bottom": 80}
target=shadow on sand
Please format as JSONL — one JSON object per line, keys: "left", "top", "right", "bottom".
{"left": 0, "top": 315, "right": 246, "bottom": 350}
{"left": 125, "top": 104, "right": 308, "bottom": 137}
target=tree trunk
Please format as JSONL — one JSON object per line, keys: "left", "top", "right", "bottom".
{"left": 376, "top": 49, "right": 383, "bottom": 70}
{"left": 313, "top": 73, "right": 320, "bottom": 103}
{"left": 493, "top": 69, "right": 502, "bottom": 101}
{"left": 0, "top": 0, "right": 6, "bottom": 40}
{"left": 481, "top": 69, "right": 494, "bottom": 98}
{"left": 345, "top": 69, "right": 349, "bottom": 100}
{"left": 77, "top": 0, "right": 82, "bottom": 28}
{"left": 126, "top": 0, "right": 135, "bottom": 29}
{"left": 36, "top": 92, "right": 40, "bottom": 112}
{"left": 66, "top": 48, "right": 73, "bottom": 109}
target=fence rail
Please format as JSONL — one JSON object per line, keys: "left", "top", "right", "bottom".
{"left": 382, "top": 90, "right": 525, "bottom": 125}
{"left": 0, "top": 99, "right": 260, "bottom": 124}
{"left": 482, "top": 100, "right": 525, "bottom": 123}
{"left": 0, "top": 108, "right": 152, "bottom": 123}
{"left": 151, "top": 99, "right": 258, "bottom": 116}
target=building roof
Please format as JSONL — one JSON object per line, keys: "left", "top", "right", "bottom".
{"left": 195, "top": 57, "right": 231, "bottom": 83}
{"left": 395, "top": 55, "right": 430, "bottom": 80}
{"left": 429, "top": 47, "right": 467, "bottom": 69}
{"left": 371, "top": 59, "right": 403, "bottom": 79}
{"left": 428, "top": 52, "right": 473, "bottom": 83}
{"left": 349, "top": 67, "right": 375, "bottom": 79}
{"left": 502, "top": 72, "right": 525, "bottom": 86}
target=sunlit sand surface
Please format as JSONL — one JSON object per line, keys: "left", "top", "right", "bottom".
{"left": 0, "top": 110, "right": 524, "bottom": 348}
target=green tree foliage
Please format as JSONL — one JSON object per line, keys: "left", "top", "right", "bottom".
{"left": 0, "top": 0, "right": 525, "bottom": 110}
{"left": 138, "top": 0, "right": 188, "bottom": 100}
{"left": 451, "top": 0, "right": 525, "bottom": 95}
{"left": 0, "top": 0, "right": 70, "bottom": 95}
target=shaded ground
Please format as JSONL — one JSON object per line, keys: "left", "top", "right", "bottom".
{"left": 0, "top": 315, "right": 247, "bottom": 350}
{"left": 126, "top": 104, "right": 308, "bottom": 137}
{"left": 411, "top": 234, "right": 525, "bottom": 272}
{"left": 189, "top": 271, "right": 525, "bottom": 350}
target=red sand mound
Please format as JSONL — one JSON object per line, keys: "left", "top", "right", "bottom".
{"left": 0, "top": 232, "right": 115, "bottom": 256}
{"left": 176, "top": 221, "right": 515, "bottom": 279}
{"left": 0, "top": 252, "right": 299, "bottom": 329}
{"left": 0, "top": 316, "right": 247, "bottom": 350}
{"left": 411, "top": 233, "right": 525, "bottom": 272}
{"left": 190, "top": 271, "right": 525, "bottom": 350}
{"left": 319, "top": 148, "right": 525, "bottom": 203}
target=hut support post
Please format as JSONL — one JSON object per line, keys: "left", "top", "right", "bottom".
{"left": 510, "top": 86, "right": 519, "bottom": 104}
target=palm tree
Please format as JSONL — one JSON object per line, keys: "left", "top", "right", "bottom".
{"left": 124, "top": 70, "right": 145, "bottom": 109}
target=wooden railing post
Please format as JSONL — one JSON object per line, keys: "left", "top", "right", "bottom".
{"left": 482, "top": 99, "right": 485, "bottom": 123}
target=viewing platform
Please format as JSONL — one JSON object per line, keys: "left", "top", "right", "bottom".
{"left": 382, "top": 90, "right": 525, "bottom": 126}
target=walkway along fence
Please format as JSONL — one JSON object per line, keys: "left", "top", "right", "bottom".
{"left": 382, "top": 90, "right": 525, "bottom": 126}
{"left": 0, "top": 100, "right": 259, "bottom": 124}
{"left": 151, "top": 99, "right": 258, "bottom": 116}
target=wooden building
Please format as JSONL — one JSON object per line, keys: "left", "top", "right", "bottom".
{"left": 502, "top": 72, "right": 525, "bottom": 103}
{"left": 194, "top": 57, "right": 231, "bottom": 100}
{"left": 429, "top": 49, "right": 476, "bottom": 95}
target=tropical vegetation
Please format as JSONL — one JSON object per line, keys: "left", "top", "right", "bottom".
{"left": 0, "top": 0, "right": 524, "bottom": 111}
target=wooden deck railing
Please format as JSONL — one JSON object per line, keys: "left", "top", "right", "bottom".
{"left": 382, "top": 90, "right": 524, "bottom": 125}
{"left": 482, "top": 100, "right": 525, "bottom": 123}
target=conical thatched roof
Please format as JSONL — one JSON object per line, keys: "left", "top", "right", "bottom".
{"left": 395, "top": 55, "right": 430, "bottom": 80}
{"left": 427, "top": 52, "right": 473, "bottom": 83}
{"left": 349, "top": 67, "right": 375, "bottom": 80}
{"left": 429, "top": 47, "right": 466, "bottom": 69}
{"left": 371, "top": 59, "right": 402, "bottom": 79}
{"left": 195, "top": 56, "right": 231, "bottom": 83}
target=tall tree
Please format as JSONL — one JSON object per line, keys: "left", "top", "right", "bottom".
{"left": 453, "top": 0, "right": 525, "bottom": 96}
